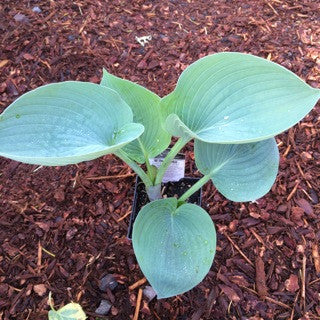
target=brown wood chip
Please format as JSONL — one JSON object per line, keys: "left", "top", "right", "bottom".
{"left": 255, "top": 256, "right": 268, "bottom": 298}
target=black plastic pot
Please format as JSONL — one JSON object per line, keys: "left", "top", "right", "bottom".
{"left": 127, "top": 177, "right": 202, "bottom": 239}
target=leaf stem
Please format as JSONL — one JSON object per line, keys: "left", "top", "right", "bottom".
{"left": 178, "top": 174, "right": 212, "bottom": 203}
{"left": 154, "top": 137, "right": 190, "bottom": 185}
{"left": 48, "top": 292, "right": 55, "bottom": 311}
{"left": 138, "top": 139, "right": 156, "bottom": 183}
{"left": 115, "top": 150, "right": 153, "bottom": 187}
{"left": 145, "top": 157, "right": 154, "bottom": 179}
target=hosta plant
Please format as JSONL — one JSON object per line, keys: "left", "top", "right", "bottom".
{"left": 1, "top": 53, "right": 319, "bottom": 299}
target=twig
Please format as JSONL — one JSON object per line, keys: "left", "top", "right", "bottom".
{"left": 129, "top": 277, "right": 147, "bottom": 290}
{"left": 300, "top": 254, "right": 306, "bottom": 312}
{"left": 283, "top": 144, "right": 291, "bottom": 157}
{"left": 301, "top": 188, "right": 313, "bottom": 201}
{"left": 295, "top": 160, "right": 312, "bottom": 189}
{"left": 312, "top": 243, "right": 320, "bottom": 274}
{"left": 250, "top": 228, "right": 266, "bottom": 246}
{"left": 290, "top": 290, "right": 300, "bottom": 320}
{"left": 117, "top": 210, "right": 131, "bottom": 222}
{"left": 25, "top": 309, "right": 32, "bottom": 320}
{"left": 227, "top": 300, "right": 232, "bottom": 314}
{"left": 133, "top": 288, "right": 143, "bottom": 320}
{"left": 266, "top": 296, "right": 291, "bottom": 310}
{"left": 240, "top": 285, "right": 291, "bottom": 309}
{"left": 277, "top": 140, "right": 283, "bottom": 147}
{"left": 72, "top": 170, "right": 79, "bottom": 188}
{"left": 309, "top": 278, "right": 320, "bottom": 286}
{"left": 265, "top": 1, "right": 279, "bottom": 15}
{"left": 295, "top": 160, "right": 305, "bottom": 178}
{"left": 42, "top": 247, "right": 56, "bottom": 257}
{"left": 172, "top": 21, "right": 183, "bottom": 29}
{"left": 223, "top": 232, "right": 254, "bottom": 266}
{"left": 85, "top": 173, "right": 135, "bottom": 180}
{"left": 287, "top": 180, "right": 300, "bottom": 201}
{"left": 37, "top": 241, "right": 42, "bottom": 272}
{"left": 188, "top": 17, "right": 200, "bottom": 25}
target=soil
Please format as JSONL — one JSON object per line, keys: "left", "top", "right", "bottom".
{"left": 128, "top": 177, "right": 202, "bottom": 239}
{"left": 0, "top": 0, "right": 320, "bottom": 319}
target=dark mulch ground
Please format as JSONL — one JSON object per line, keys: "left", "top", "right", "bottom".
{"left": 1, "top": 0, "right": 320, "bottom": 319}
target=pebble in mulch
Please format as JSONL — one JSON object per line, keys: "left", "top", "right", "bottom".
{"left": 13, "top": 13, "right": 29, "bottom": 23}
{"left": 32, "top": 6, "right": 42, "bottom": 13}
{"left": 99, "top": 274, "right": 118, "bottom": 292}
{"left": 143, "top": 286, "right": 157, "bottom": 301}
{"left": 95, "top": 300, "right": 112, "bottom": 316}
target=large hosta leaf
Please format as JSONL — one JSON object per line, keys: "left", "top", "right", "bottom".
{"left": 132, "top": 198, "right": 216, "bottom": 298}
{"left": 0, "top": 82, "right": 144, "bottom": 165}
{"left": 101, "top": 70, "right": 171, "bottom": 163}
{"left": 195, "top": 138, "right": 279, "bottom": 201}
{"left": 162, "top": 52, "right": 320, "bottom": 143}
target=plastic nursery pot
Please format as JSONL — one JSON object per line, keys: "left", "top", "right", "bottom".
{"left": 127, "top": 177, "right": 202, "bottom": 239}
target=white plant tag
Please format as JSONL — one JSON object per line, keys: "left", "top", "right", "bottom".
{"left": 150, "top": 150, "right": 185, "bottom": 183}
{"left": 135, "top": 35, "right": 152, "bottom": 47}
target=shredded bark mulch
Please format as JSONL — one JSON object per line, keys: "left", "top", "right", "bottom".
{"left": 0, "top": 0, "right": 319, "bottom": 319}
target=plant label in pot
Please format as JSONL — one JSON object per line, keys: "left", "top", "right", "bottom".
{"left": 150, "top": 149, "right": 185, "bottom": 183}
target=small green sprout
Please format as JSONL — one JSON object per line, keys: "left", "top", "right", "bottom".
{"left": 48, "top": 292, "right": 86, "bottom": 320}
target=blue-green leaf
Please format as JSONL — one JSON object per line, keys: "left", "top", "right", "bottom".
{"left": 195, "top": 138, "right": 279, "bottom": 201}
{"left": 0, "top": 82, "right": 144, "bottom": 165}
{"left": 132, "top": 198, "right": 216, "bottom": 298}
{"left": 48, "top": 302, "right": 86, "bottom": 320}
{"left": 101, "top": 70, "right": 171, "bottom": 163}
{"left": 162, "top": 52, "right": 320, "bottom": 143}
